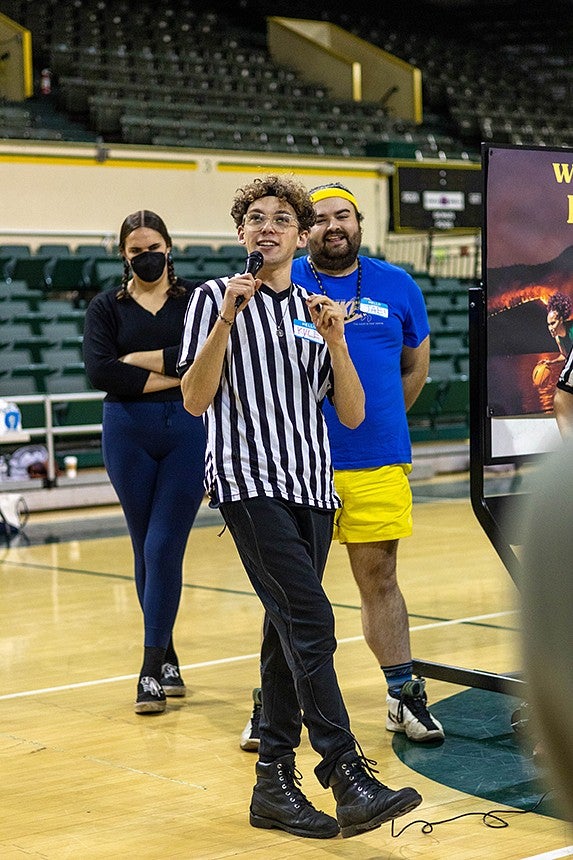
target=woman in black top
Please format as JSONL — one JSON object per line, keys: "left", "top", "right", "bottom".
{"left": 84, "top": 210, "right": 206, "bottom": 714}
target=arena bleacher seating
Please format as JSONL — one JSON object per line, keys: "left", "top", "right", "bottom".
{"left": 2, "top": 0, "right": 567, "bottom": 156}
{"left": 0, "top": 0, "right": 479, "bottom": 159}
{"left": 8, "top": 0, "right": 564, "bottom": 452}
{"left": 0, "top": 240, "right": 471, "bottom": 446}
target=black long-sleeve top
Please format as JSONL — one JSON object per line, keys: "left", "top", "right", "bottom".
{"left": 83, "top": 280, "right": 195, "bottom": 402}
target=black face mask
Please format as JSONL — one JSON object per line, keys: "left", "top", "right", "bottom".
{"left": 129, "top": 250, "right": 166, "bottom": 282}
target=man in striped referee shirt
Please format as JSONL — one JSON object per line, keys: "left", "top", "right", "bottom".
{"left": 554, "top": 343, "right": 573, "bottom": 438}
{"left": 178, "top": 175, "right": 422, "bottom": 840}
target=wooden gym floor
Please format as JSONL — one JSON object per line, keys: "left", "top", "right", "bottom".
{"left": 1, "top": 472, "right": 572, "bottom": 859}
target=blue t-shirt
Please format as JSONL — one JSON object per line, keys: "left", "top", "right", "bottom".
{"left": 291, "top": 255, "right": 429, "bottom": 469}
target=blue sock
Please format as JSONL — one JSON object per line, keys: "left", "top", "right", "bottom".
{"left": 382, "top": 661, "right": 413, "bottom": 697}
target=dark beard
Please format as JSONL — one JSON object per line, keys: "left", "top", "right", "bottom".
{"left": 308, "top": 229, "right": 362, "bottom": 273}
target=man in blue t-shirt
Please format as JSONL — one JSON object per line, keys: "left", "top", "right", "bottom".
{"left": 241, "top": 182, "right": 444, "bottom": 752}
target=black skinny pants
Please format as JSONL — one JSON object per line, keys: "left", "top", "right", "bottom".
{"left": 220, "top": 495, "right": 355, "bottom": 787}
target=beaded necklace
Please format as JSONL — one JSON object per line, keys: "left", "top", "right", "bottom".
{"left": 307, "top": 257, "right": 362, "bottom": 321}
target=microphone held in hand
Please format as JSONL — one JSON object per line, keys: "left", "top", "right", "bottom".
{"left": 235, "top": 251, "right": 264, "bottom": 308}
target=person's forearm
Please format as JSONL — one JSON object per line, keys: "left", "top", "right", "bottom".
{"left": 181, "top": 316, "right": 232, "bottom": 415}
{"left": 403, "top": 367, "right": 428, "bottom": 411}
{"left": 142, "top": 372, "right": 181, "bottom": 393}
{"left": 122, "top": 351, "right": 179, "bottom": 392}
{"left": 120, "top": 349, "right": 165, "bottom": 373}
{"left": 402, "top": 339, "right": 430, "bottom": 411}
{"left": 329, "top": 340, "right": 365, "bottom": 429}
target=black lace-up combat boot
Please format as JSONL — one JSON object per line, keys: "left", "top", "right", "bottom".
{"left": 329, "top": 750, "right": 422, "bottom": 838}
{"left": 250, "top": 754, "right": 340, "bottom": 839}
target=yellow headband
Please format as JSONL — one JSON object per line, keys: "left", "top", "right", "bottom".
{"left": 309, "top": 187, "right": 360, "bottom": 212}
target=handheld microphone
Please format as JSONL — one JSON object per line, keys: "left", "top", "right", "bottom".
{"left": 235, "top": 251, "right": 264, "bottom": 309}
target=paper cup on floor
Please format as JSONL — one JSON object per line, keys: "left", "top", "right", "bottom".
{"left": 64, "top": 456, "right": 78, "bottom": 478}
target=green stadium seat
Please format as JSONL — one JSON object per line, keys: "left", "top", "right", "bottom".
{"left": 407, "top": 378, "right": 443, "bottom": 427}
{"left": 433, "top": 276, "right": 465, "bottom": 292}
{"left": 200, "top": 260, "right": 232, "bottom": 278}
{"left": 0, "top": 244, "right": 31, "bottom": 257}
{"left": 415, "top": 274, "right": 434, "bottom": 290}
{"left": 2, "top": 374, "right": 40, "bottom": 396}
{"left": 75, "top": 244, "right": 110, "bottom": 257}
{"left": 43, "top": 298, "right": 77, "bottom": 315}
{"left": 216, "top": 244, "right": 243, "bottom": 258}
{"left": 0, "top": 299, "right": 39, "bottom": 320}
{"left": 5, "top": 256, "right": 53, "bottom": 290}
{"left": 92, "top": 258, "right": 123, "bottom": 291}
{"left": 429, "top": 355, "right": 456, "bottom": 379}
{"left": 435, "top": 376, "right": 469, "bottom": 428}
{"left": 50, "top": 309, "right": 86, "bottom": 335}
{"left": 37, "top": 243, "right": 71, "bottom": 257}
{"left": 12, "top": 310, "right": 53, "bottom": 335}
{"left": 59, "top": 398, "right": 103, "bottom": 427}
{"left": 425, "top": 291, "right": 456, "bottom": 312}
{"left": 16, "top": 400, "right": 47, "bottom": 430}
{"left": 432, "top": 332, "right": 466, "bottom": 352}
{"left": 443, "top": 309, "right": 468, "bottom": 332}
{"left": 44, "top": 256, "right": 92, "bottom": 292}
{"left": 2, "top": 347, "right": 35, "bottom": 369}
{"left": 0, "top": 245, "right": 31, "bottom": 277}
{"left": 59, "top": 334, "right": 84, "bottom": 360}
{"left": 6, "top": 363, "right": 55, "bottom": 394}
{"left": 454, "top": 353, "right": 470, "bottom": 375}
{"left": 181, "top": 244, "right": 216, "bottom": 259}
{"left": 427, "top": 310, "right": 449, "bottom": 334}
{"left": 0, "top": 286, "right": 43, "bottom": 310}
{"left": 45, "top": 366, "right": 90, "bottom": 394}
{"left": 13, "top": 335, "right": 55, "bottom": 364}
{"left": 172, "top": 261, "right": 203, "bottom": 281}
{"left": 45, "top": 348, "right": 76, "bottom": 370}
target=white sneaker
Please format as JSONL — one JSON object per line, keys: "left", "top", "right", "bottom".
{"left": 240, "top": 687, "right": 262, "bottom": 751}
{"left": 386, "top": 678, "right": 445, "bottom": 743}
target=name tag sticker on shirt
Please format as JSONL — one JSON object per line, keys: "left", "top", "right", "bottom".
{"left": 293, "top": 319, "right": 324, "bottom": 344}
{"left": 360, "top": 298, "right": 388, "bottom": 318}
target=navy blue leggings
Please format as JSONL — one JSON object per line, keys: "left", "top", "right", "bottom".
{"left": 102, "top": 400, "right": 206, "bottom": 649}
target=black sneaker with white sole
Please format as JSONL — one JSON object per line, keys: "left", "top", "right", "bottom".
{"left": 160, "top": 662, "right": 186, "bottom": 697}
{"left": 134, "top": 675, "right": 166, "bottom": 714}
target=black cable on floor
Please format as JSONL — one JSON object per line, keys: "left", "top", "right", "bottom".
{"left": 391, "top": 790, "right": 554, "bottom": 837}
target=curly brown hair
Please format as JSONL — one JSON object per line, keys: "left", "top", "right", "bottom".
{"left": 230, "top": 174, "right": 316, "bottom": 232}
{"left": 547, "top": 291, "right": 572, "bottom": 322}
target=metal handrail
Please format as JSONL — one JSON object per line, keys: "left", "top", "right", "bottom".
{"left": 6, "top": 391, "right": 105, "bottom": 487}
{"left": 0, "top": 228, "right": 238, "bottom": 245}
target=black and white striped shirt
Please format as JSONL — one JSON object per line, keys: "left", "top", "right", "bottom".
{"left": 178, "top": 277, "right": 340, "bottom": 510}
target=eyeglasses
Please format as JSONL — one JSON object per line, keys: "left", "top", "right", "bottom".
{"left": 243, "top": 212, "right": 299, "bottom": 231}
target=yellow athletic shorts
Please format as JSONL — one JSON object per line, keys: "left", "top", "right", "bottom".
{"left": 333, "top": 464, "right": 413, "bottom": 544}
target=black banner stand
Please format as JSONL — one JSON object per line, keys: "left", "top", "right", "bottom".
{"left": 412, "top": 284, "right": 526, "bottom": 698}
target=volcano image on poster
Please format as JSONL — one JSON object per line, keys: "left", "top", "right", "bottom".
{"left": 485, "top": 145, "right": 573, "bottom": 419}
{"left": 487, "top": 245, "right": 573, "bottom": 416}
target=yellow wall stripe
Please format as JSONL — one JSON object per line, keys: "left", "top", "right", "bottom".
{"left": 0, "top": 154, "right": 199, "bottom": 170}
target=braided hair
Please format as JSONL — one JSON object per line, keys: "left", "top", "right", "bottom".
{"left": 116, "top": 209, "right": 186, "bottom": 300}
